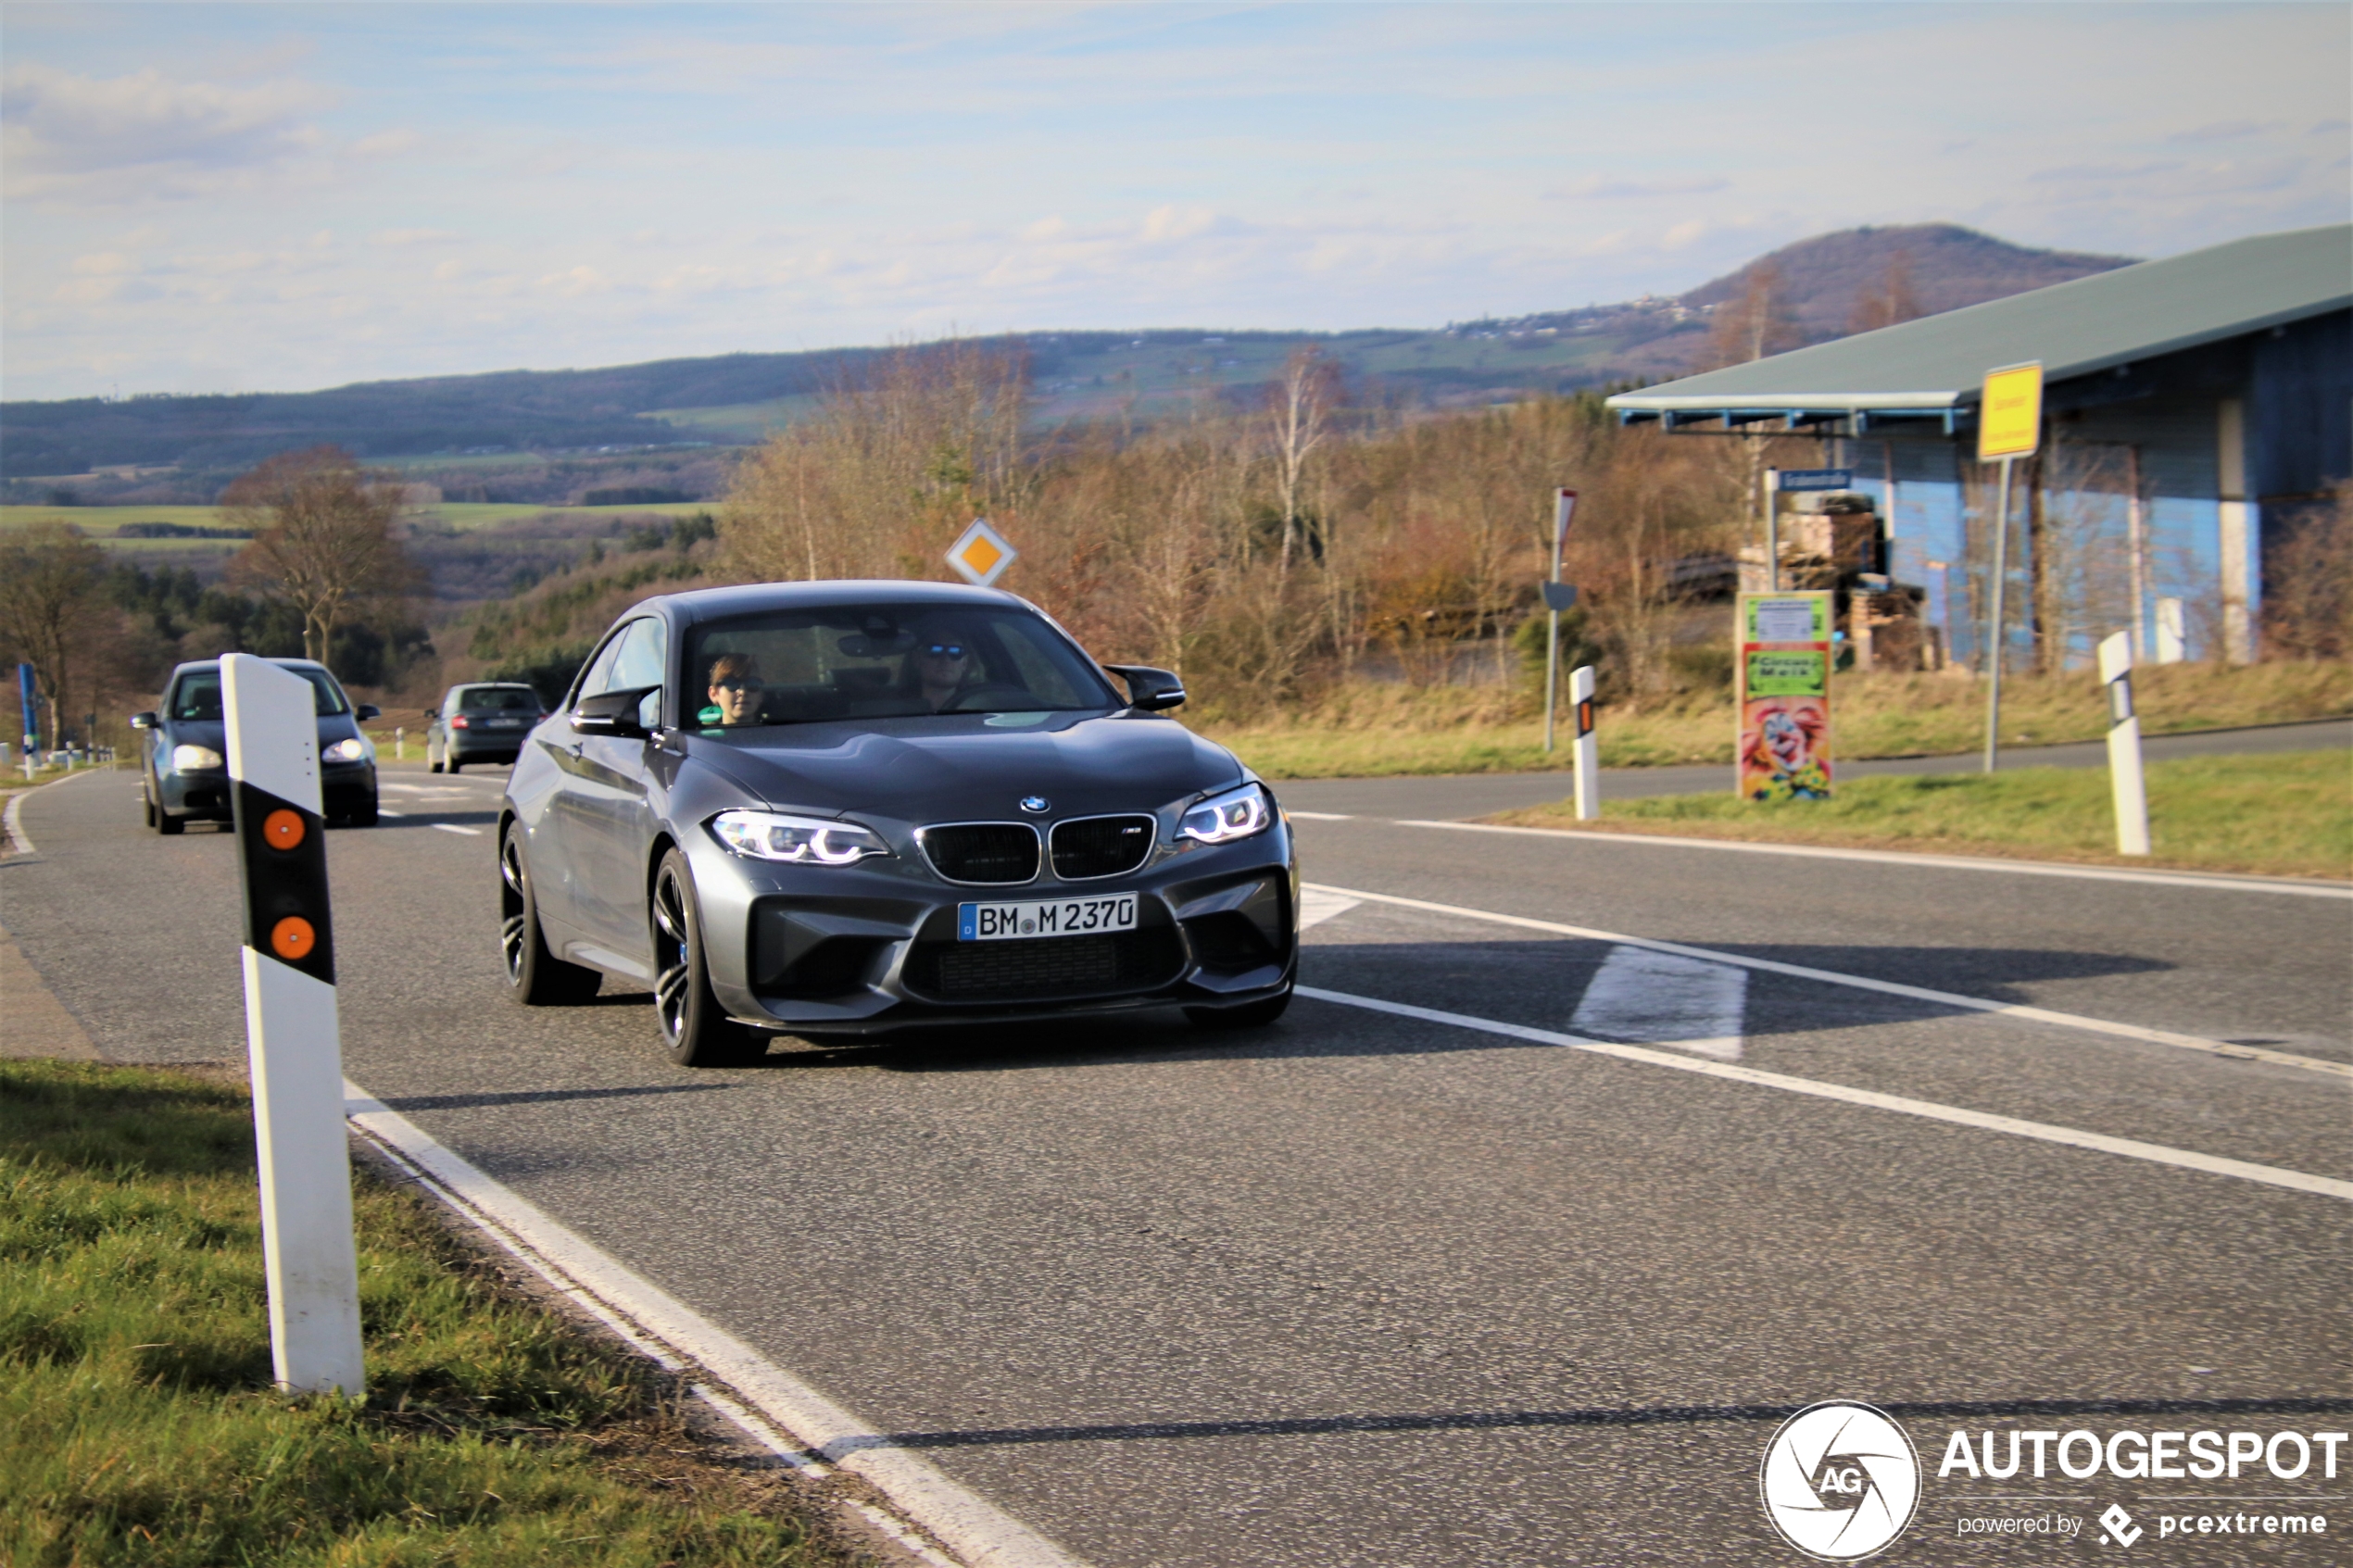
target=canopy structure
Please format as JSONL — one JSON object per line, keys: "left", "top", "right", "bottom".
{"left": 1607, "top": 224, "right": 2351, "bottom": 659}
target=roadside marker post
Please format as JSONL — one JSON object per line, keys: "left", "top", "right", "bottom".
{"left": 1541, "top": 488, "right": 1578, "bottom": 754}
{"left": 1570, "top": 664, "right": 1599, "bottom": 820}
{"left": 223, "top": 654, "right": 365, "bottom": 1398}
{"left": 2097, "top": 632, "right": 2151, "bottom": 857}
{"left": 1976, "top": 362, "right": 2043, "bottom": 773}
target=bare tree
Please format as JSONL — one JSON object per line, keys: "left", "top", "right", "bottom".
{"left": 0, "top": 521, "right": 116, "bottom": 750}
{"left": 1265, "top": 345, "right": 1339, "bottom": 573}
{"left": 1705, "top": 261, "right": 1803, "bottom": 370}
{"left": 222, "top": 445, "right": 414, "bottom": 670}
{"left": 1847, "top": 251, "right": 1922, "bottom": 334}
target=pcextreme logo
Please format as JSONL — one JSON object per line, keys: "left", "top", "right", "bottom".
{"left": 1759, "top": 1402, "right": 1922, "bottom": 1561}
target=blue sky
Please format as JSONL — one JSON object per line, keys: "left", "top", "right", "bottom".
{"left": 4, "top": 3, "right": 2346, "bottom": 399}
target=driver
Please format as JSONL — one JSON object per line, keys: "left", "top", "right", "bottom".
{"left": 909, "top": 623, "right": 977, "bottom": 712}
{"left": 701, "top": 653, "right": 763, "bottom": 727}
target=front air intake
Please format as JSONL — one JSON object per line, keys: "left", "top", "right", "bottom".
{"left": 918, "top": 822, "right": 1040, "bottom": 884}
{"left": 1050, "top": 815, "right": 1155, "bottom": 880}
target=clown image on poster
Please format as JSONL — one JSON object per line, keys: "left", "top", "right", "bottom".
{"left": 1736, "top": 590, "right": 1833, "bottom": 802}
{"left": 1741, "top": 695, "right": 1832, "bottom": 800}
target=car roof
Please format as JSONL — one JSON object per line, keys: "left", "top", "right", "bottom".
{"left": 451, "top": 682, "right": 540, "bottom": 691}
{"left": 633, "top": 580, "right": 1026, "bottom": 630}
{"left": 168, "top": 658, "right": 331, "bottom": 677}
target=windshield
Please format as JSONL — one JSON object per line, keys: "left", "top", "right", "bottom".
{"left": 458, "top": 686, "right": 542, "bottom": 713}
{"left": 169, "top": 667, "right": 350, "bottom": 721}
{"left": 684, "top": 603, "right": 1119, "bottom": 731}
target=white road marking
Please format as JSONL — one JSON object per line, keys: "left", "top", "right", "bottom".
{"left": 1304, "top": 883, "right": 2351, "bottom": 1081}
{"left": 378, "top": 809, "right": 406, "bottom": 818}
{"left": 345, "top": 1085, "right": 1093, "bottom": 1568}
{"left": 431, "top": 823, "right": 483, "bottom": 836}
{"left": 1295, "top": 988, "right": 2353, "bottom": 1202}
{"left": 4, "top": 788, "right": 36, "bottom": 855}
{"left": 1572, "top": 945, "right": 1746, "bottom": 1060}
{"left": 1386, "top": 820, "right": 2351, "bottom": 900}
{"left": 1286, "top": 810, "right": 1353, "bottom": 821}
{"left": 1297, "top": 888, "right": 1362, "bottom": 931}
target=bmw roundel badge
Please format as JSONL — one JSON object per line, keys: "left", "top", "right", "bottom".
{"left": 1019, "top": 796, "right": 1051, "bottom": 814}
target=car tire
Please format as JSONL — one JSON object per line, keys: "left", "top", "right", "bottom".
{"left": 1184, "top": 986, "right": 1292, "bottom": 1029}
{"left": 499, "top": 823, "right": 600, "bottom": 1006}
{"left": 447, "top": 756, "right": 461, "bottom": 773}
{"left": 157, "top": 806, "right": 184, "bottom": 835}
{"left": 429, "top": 748, "right": 443, "bottom": 773}
{"left": 650, "top": 847, "right": 765, "bottom": 1067}
{"left": 350, "top": 796, "right": 379, "bottom": 827}
{"left": 143, "top": 791, "right": 157, "bottom": 828}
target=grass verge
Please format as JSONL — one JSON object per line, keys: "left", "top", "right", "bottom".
{"left": 1201, "top": 661, "right": 2352, "bottom": 780}
{"left": 1486, "top": 750, "right": 2352, "bottom": 880}
{"left": 1, "top": 1059, "right": 854, "bottom": 1568}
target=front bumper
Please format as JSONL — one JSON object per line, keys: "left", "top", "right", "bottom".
{"left": 692, "top": 825, "right": 1298, "bottom": 1036}
{"left": 157, "top": 761, "right": 377, "bottom": 821}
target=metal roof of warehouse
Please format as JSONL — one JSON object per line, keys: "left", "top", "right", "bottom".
{"left": 1606, "top": 223, "right": 2351, "bottom": 425}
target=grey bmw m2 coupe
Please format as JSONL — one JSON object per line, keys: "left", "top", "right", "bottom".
{"left": 499, "top": 581, "right": 1298, "bottom": 1065}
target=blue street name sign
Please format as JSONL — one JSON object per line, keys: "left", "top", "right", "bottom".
{"left": 1777, "top": 469, "right": 1853, "bottom": 492}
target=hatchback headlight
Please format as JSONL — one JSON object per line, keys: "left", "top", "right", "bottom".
{"left": 1179, "top": 782, "right": 1272, "bottom": 845}
{"left": 324, "top": 737, "right": 369, "bottom": 762}
{"left": 710, "top": 809, "right": 890, "bottom": 865}
{"left": 170, "top": 743, "right": 224, "bottom": 771}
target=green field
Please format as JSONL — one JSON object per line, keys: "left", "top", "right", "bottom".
{"left": 1491, "top": 751, "right": 2353, "bottom": 881}
{"left": 2, "top": 501, "right": 712, "bottom": 542}
{"left": 1, "top": 1058, "right": 845, "bottom": 1567}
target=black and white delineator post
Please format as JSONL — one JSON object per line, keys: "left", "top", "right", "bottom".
{"left": 1570, "top": 664, "right": 1599, "bottom": 821}
{"left": 223, "top": 653, "right": 364, "bottom": 1397}
{"left": 2096, "top": 632, "right": 2151, "bottom": 858}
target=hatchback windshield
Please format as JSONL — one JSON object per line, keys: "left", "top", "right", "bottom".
{"left": 684, "top": 604, "right": 1118, "bottom": 730}
{"left": 458, "top": 686, "right": 541, "bottom": 713}
{"left": 169, "top": 666, "right": 350, "bottom": 721}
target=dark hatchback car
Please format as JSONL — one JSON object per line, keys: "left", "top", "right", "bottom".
{"left": 499, "top": 581, "right": 1297, "bottom": 1065}
{"left": 429, "top": 683, "right": 546, "bottom": 771}
{"left": 133, "top": 659, "right": 381, "bottom": 833}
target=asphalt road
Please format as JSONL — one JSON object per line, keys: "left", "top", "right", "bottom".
{"left": 1274, "top": 716, "right": 2353, "bottom": 821}
{"left": 6, "top": 759, "right": 2348, "bottom": 1566}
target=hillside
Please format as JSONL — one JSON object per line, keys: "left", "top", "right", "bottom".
{"left": 0, "top": 224, "right": 2142, "bottom": 499}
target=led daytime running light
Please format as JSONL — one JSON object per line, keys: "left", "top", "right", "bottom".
{"left": 711, "top": 809, "right": 889, "bottom": 866}
{"left": 1179, "top": 783, "right": 1271, "bottom": 845}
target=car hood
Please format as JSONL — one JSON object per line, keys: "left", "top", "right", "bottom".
{"left": 690, "top": 711, "right": 1245, "bottom": 822}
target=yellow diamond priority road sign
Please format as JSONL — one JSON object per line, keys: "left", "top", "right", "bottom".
{"left": 946, "top": 518, "right": 1017, "bottom": 587}
{"left": 1977, "top": 361, "right": 2044, "bottom": 461}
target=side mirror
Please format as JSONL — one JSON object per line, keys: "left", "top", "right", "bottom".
{"left": 1103, "top": 664, "right": 1187, "bottom": 712}
{"left": 571, "top": 684, "right": 661, "bottom": 737}
{"left": 130, "top": 711, "right": 157, "bottom": 730}
{"left": 354, "top": 704, "right": 381, "bottom": 721}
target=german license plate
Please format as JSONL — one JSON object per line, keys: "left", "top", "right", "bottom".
{"left": 958, "top": 895, "right": 1138, "bottom": 941}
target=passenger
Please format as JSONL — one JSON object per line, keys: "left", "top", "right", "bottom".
{"left": 702, "top": 653, "right": 763, "bottom": 727}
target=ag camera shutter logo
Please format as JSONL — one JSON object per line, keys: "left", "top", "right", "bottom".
{"left": 1760, "top": 1401, "right": 1921, "bottom": 1561}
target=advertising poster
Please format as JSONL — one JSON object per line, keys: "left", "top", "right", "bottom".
{"left": 1739, "top": 591, "right": 1833, "bottom": 801}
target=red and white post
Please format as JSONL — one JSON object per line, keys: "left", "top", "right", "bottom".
{"left": 2096, "top": 633, "right": 2151, "bottom": 858}
{"left": 223, "top": 654, "right": 364, "bottom": 1397}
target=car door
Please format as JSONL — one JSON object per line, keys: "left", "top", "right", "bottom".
{"left": 560, "top": 618, "right": 670, "bottom": 971}
{"left": 531, "top": 633, "right": 630, "bottom": 943}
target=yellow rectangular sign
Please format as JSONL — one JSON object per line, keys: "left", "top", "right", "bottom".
{"left": 1977, "top": 361, "right": 2044, "bottom": 460}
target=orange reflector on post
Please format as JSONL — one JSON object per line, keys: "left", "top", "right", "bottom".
{"left": 271, "top": 916, "right": 317, "bottom": 961}
{"left": 264, "top": 809, "right": 306, "bottom": 850}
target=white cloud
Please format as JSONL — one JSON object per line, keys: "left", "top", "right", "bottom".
{"left": 373, "top": 228, "right": 461, "bottom": 248}
{"left": 1552, "top": 175, "right": 1730, "bottom": 201}
{"left": 350, "top": 128, "right": 421, "bottom": 159}
{"left": 1, "top": 64, "right": 326, "bottom": 204}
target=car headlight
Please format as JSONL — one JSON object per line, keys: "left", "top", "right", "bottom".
{"left": 710, "top": 809, "right": 890, "bottom": 866}
{"left": 324, "top": 737, "right": 369, "bottom": 762}
{"left": 170, "top": 743, "right": 224, "bottom": 771}
{"left": 1179, "top": 782, "right": 1273, "bottom": 845}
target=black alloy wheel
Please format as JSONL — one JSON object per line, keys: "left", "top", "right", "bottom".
{"left": 1183, "top": 985, "right": 1293, "bottom": 1029}
{"left": 156, "top": 792, "right": 184, "bottom": 835}
{"left": 499, "top": 822, "right": 599, "bottom": 1005}
{"left": 650, "top": 848, "right": 763, "bottom": 1067}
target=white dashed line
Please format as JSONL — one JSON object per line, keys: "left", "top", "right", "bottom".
{"left": 1571, "top": 944, "right": 1747, "bottom": 1061}
{"left": 431, "top": 823, "right": 483, "bottom": 836}
{"left": 1296, "top": 987, "right": 2353, "bottom": 1202}
{"left": 1303, "top": 883, "right": 2351, "bottom": 1081}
